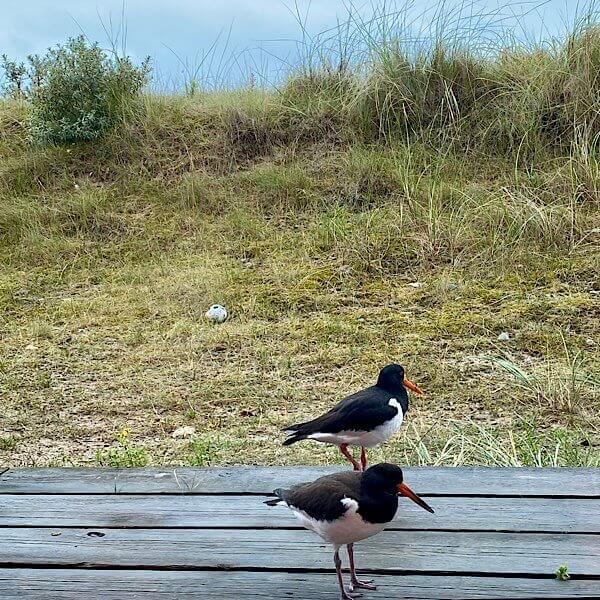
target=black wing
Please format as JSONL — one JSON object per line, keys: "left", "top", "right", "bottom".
{"left": 287, "top": 386, "right": 397, "bottom": 436}
{"left": 280, "top": 471, "right": 362, "bottom": 521}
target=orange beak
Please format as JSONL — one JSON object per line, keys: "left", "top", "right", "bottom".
{"left": 403, "top": 378, "right": 424, "bottom": 396}
{"left": 397, "top": 482, "right": 435, "bottom": 513}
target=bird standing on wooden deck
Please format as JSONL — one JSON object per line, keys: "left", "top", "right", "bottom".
{"left": 265, "top": 463, "right": 434, "bottom": 599}
{"left": 282, "top": 364, "right": 424, "bottom": 470}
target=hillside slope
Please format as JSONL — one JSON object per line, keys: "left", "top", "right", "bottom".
{"left": 1, "top": 31, "right": 599, "bottom": 467}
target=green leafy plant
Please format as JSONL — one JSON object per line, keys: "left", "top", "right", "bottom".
{"left": 2, "top": 36, "right": 150, "bottom": 144}
{"left": 0, "top": 436, "right": 17, "bottom": 451}
{"left": 556, "top": 565, "right": 570, "bottom": 581}
{"left": 187, "top": 436, "right": 220, "bottom": 466}
{"left": 96, "top": 428, "right": 149, "bottom": 467}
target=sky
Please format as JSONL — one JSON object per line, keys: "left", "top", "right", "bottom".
{"left": 0, "top": 1, "right": 594, "bottom": 89}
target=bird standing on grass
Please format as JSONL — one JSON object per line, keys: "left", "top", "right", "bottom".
{"left": 282, "top": 364, "right": 424, "bottom": 470}
{"left": 265, "top": 463, "right": 434, "bottom": 599}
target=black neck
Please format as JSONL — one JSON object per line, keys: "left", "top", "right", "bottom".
{"left": 358, "top": 478, "right": 399, "bottom": 524}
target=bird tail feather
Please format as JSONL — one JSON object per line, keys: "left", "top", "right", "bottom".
{"left": 282, "top": 433, "right": 307, "bottom": 446}
{"left": 282, "top": 421, "right": 305, "bottom": 433}
{"left": 264, "top": 488, "right": 287, "bottom": 506}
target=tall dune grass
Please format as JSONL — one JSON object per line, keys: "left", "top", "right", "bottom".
{"left": 0, "top": 2, "right": 598, "bottom": 467}
{"left": 265, "top": 14, "right": 600, "bottom": 158}
{"left": 1, "top": 2, "right": 598, "bottom": 183}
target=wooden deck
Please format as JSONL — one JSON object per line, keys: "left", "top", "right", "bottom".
{"left": 0, "top": 466, "right": 599, "bottom": 599}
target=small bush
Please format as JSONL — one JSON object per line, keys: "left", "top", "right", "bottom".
{"left": 2, "top": 36, "right": 150, "bottom": 144}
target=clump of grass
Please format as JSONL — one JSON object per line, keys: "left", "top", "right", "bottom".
{"left": 547, "top": 25, "right": 600, "bottom": 144}
{"left": 489, "top": 348, "right": 598, "bottom": 416}
{"left": 358, "top": 44, "right": 491, "bottom": 144}
{"left": 96, "top": 429, "right": 149, "bottom": 468}
{"left": 187, "top": 436, "right": 220, "bottom": 467}
{"left": 276, "top": 63, "right": 359, "bottom": 146}
{"left": 467, "top": 422, "right": 598, "bottom": 468}
{"left": 387, "top": 419, "right": 598, "bottom": 468}
{"left": 354, "top": 18, "right": 600, "bottom": 156}
{"left": 0, "top": 436, "right": 17, "bottom": 451}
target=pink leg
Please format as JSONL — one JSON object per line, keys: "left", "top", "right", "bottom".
{"left": 339, "top": 443, "right": 361, "bottom": 471}
{"left": 334, "top": 548, "right": 362, "bottom": 599}
{"left": 360, "top": 447, "right": 367, "bottom": 471}
{"left": 347, "top": 543, "right": 377, "bottom": 591}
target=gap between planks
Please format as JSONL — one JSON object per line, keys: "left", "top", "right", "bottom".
{"left": 1, "top": 525, "right": 598, "bottom": 535}
{"left": 1, "top": 563, "right": 599, "bottom": 580}
{"left": 2, "top": 528, "right": 597, "bottom": 576}
{"left": 2, "top": 492, "right": 600, "bottom": 500}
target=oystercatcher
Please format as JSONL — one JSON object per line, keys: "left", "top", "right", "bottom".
{"left": 265, "top": 463, "right": 434, "bottom": 599}
{"left": 282, "top": 364, "right": 424, "bottom": 470}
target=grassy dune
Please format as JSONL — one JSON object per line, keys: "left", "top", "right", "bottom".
{"left": 0, "top": 15, "right": 599, "bottom": 467}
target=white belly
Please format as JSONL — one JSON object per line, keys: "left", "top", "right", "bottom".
{"left": 308, "top": 400, "right": 404, "bottom": 448}
{"left": 290, "top": 499, "right": 388, "bottom": 548}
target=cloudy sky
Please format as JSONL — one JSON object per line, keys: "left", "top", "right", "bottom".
{"left": 0, "top": 1, "right": 591, "bottom": 89}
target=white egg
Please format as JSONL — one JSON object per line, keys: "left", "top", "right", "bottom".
{"left": 205, "top": 304, "right": 228, "bottom": 323}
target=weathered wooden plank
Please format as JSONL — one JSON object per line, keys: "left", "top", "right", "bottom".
{"left": 0, "top": 494, "right": 597, "bottom": 533}
{"left": 1, "top": 528, "right": 598, "bottom": 576}
{"left": 1, "top": 467, "right": 598, "bottom": 496}
{"left": 1, "top": 569, "right": 598, "bottom": 599}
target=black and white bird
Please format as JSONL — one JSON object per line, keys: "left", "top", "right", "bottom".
{"left": 265, "top": 463, "right": 434, "bottom": 599}
{"left": 282, "top": 364, "right": 424, "bottom": 470}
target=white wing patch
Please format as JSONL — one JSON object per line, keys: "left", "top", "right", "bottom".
{"left": 389, "top": 398, "right": 401, "bottom": 410}
{"left": 341, "top": 497, "right": 359, "bottom": 512}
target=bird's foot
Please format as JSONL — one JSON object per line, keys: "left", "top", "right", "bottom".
{"left": 341, "top": 589, "right": 363, "bottom": 599}
{"left": 350, "top": 578, "right": 377, "bottom": 591}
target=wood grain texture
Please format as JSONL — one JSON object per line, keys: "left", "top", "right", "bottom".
{"left": 0, "top": 494, "right": 597, "bottom": 533}
{"left": 1, "top": 467, "right": 598, "bottom": 496}
{"left": 1, "top": 528, "right": 598, "bottom": 575}
{"left": 1, "top": 569, "right": 599, "bottom": 599}
{"left": 1, "top": 467, "right": 599, "bottom": 599}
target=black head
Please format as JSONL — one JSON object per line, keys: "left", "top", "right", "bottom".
{"left": 362, "top": 462, "right": 404, "bottom": 494}
{"left": 376, "top": 363, "right": 424, "bottom": 398}
{"left": 363, "top": 462, "right": 434, "bottom": 514}
{"left": 376, "top": 364, "right": 405, "bottom": 393}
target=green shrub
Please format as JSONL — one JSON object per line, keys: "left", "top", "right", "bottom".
{"left": 2, "top": 36, "right": 150, "bottom": 144}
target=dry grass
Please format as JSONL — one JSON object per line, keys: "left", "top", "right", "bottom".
{"left": 0, "top": 141, "right": 598, "bottom": 467}
{"left": 1, "top": 14, "right": 599, "bottom": 467}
